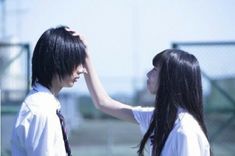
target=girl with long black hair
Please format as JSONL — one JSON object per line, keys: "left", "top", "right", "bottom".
{"left": 84, "top": 47, "right": 210, "bottom": 156}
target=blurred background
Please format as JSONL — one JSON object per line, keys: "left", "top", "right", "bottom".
{"left": 1, "top": 0, "right": 235, "bottom": 155}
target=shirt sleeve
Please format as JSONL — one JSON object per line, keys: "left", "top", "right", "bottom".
{"left": 132, "top": 106, "right": 154, "bottom": 134}
{"left": 24, "top": 111, "right": 59, "bottom": 156}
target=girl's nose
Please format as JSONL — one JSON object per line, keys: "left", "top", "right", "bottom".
{"left": 146, "top": 70, "right": 151, "bottom": 78}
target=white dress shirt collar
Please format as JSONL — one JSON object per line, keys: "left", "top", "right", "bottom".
{"left": 33, "top": 83, "right": 52, "bottom": 94}
{"left": 174, "top": 107, "right": 187, "bottom": 125}
{"left": 31, "top": 82, "right": 61, "bottom": 111}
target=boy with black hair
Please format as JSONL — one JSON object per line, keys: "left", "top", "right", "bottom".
{"left": 11, "top": 26, "right": 87, "bottom": 156}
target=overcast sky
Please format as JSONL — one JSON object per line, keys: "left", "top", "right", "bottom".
{"left": 1, "top": 0, "right": 235, "bottom": 94}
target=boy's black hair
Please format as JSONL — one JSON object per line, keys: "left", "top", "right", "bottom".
{"left": 32, "top": 26, "right": 87, "bottom": 88}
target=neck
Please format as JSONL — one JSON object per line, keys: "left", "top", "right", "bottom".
{"left": 50, "top": 85, "right": 62, "bottom": 96}
{"left": 50, "top": 75, "right": 62, "bottom": 96}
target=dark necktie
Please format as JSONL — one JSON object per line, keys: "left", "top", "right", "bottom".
{"left": 56, "top": 110, "right": 72, "bottom": 156}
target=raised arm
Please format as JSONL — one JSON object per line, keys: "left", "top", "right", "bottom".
{"left": 84, "top": 53, "right": 137, "bottom": 123}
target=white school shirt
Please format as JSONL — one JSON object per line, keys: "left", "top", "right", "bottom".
{"left": 132, "top": 106, "right": 210, "bottom": 156}
{"left": 11, "top": 83, "right": 67, "bottom": 156}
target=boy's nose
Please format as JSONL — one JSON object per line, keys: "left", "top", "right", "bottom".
{"left": 82, "top": 67, "right": 87, "bottom": 74}
{"left": 76, "top": 66, "right": 87, "bottom": 75}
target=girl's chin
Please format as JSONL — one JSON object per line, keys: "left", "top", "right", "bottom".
{"left": 147, "top": 87, "right": 155, "bottom": 95}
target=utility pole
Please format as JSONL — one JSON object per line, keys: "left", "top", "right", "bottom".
{"left": 1, "top": 0, "right": 6, "bottom": 38}
{"left": 131, "top": 0, "right": 140, "bottom": 100}
{"left": 0, "top": 0, "right": 27, "bottom": 39}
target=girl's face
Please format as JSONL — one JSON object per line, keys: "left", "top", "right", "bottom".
{"left": 146, "top": 66, "right": 160, "bottom": 94}
{"left": 61, "top": 64, "right": 87, "bottom": 87}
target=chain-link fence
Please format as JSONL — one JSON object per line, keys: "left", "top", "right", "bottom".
{"left": 173, "top": 41, "right": 235, "bottom": 156}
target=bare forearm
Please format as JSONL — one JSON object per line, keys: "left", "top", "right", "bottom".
{"left": 84, "top": 54, "right": 136, "bottom": 123}
{"left": 84, "top": 55, "right": 110, "bottom": 109}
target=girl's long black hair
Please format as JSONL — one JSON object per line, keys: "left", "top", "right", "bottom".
{"left": 138, "top": 49, "right": 209, "bottom": 156}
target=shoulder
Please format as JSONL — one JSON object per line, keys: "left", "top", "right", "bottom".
{"left": 15, "top": 92, "right": 58, "bottom": 126}
{"left": 176, "top": 112, "right": 202, "bottom": 134}
{"left": 162, "top": 112, "right": 210, "bottom": 155}
{"left": 24, "top": 91, "right": 58, "bottom": 114}
{"left": 15, "top": 102, "right": 53, "bottom": 128}
{"left": 173, "top": 112, "right": 210, "bottom": 149}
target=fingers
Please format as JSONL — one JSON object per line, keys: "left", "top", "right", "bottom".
{"left": 65, "top": 27, "right": 87, "bottom": 45}
{"left": 65, "top": 27, "right": 79, "bottom": 36}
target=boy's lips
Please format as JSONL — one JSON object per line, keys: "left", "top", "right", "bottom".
{"left": 73, "top": 77, "right": 80, "bottom": 82}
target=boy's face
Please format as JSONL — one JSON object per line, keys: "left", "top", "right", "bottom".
{"left": 61, "top": 65, "right": 87, "bottom": 87}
